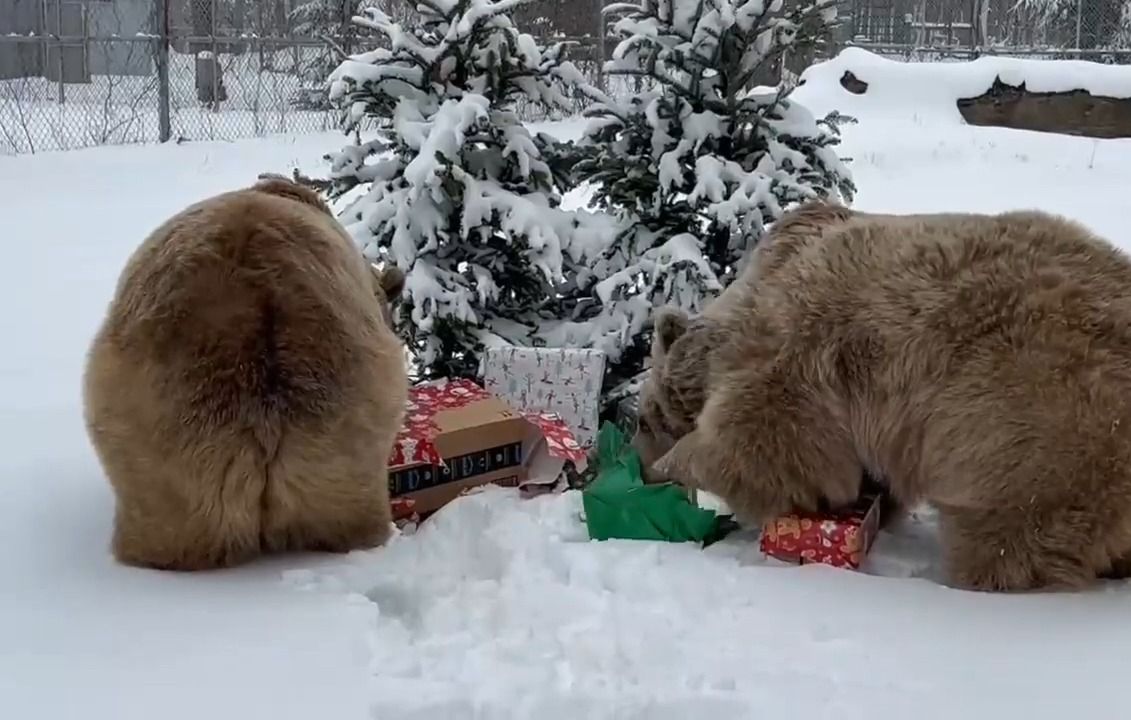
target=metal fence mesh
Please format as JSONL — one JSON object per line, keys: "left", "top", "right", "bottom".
{"left": 2, "top": 0, "right": 1130, "bottom": 156}
{"left": 842, "top": 0, "right": 1131, "bottom": 59}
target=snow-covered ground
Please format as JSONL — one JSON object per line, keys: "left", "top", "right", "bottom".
{"left": 4, "top": 53, "right": 1131, "bottom": 719}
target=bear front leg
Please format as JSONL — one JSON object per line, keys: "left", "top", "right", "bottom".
{"left": 654, "top": 366, "right": 862, "bottom": 527}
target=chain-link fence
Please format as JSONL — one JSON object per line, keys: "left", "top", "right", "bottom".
{"left": 0, "top": 0, "right": 613, "bottom": 155}
{"left": 2, "top": 1, "right": 1131, "bottom": 156}
{"left": 841, "top": 0, "right": 1131, "bottom": 61}
{"left": 0, "top": 0, "right": 340, "bottom": 154}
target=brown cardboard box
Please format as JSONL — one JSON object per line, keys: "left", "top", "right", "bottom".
{"left": 387, "top": 378, "right": 587, "bottom": 514}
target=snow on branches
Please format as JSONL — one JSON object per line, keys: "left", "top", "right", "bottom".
{"left": 324, "top": 0, "right": 617, "bottom": 380}
{"left": 566, "top": 0, "right": 856, "bottom": 391}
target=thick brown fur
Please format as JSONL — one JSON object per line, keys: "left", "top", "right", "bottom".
{"left": 83, "top": 176, "right": 409, "bottom": 571}
{"left": 639, "top": 199, "right": 1131, "bottom": 591}
{"left": 634, "top": 200, "right": 864, "bottom": 471}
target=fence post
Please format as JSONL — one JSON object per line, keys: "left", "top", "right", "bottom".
{"left": 595, "top": 0, "right": 606, "bottom": 93}
{"left": 155, "top": 0, "right": 171, "bottom": 143}
{"left": 1075, "top": 0, "right": 1083, "bottom": 53}
{"left": 54, "top": 0, "right": 65, "bottom": 103}
{"left": 970, "top": 0, "right": 988, "bottom": 58}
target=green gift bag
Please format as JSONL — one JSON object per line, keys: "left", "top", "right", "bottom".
{"left": 582, "top": 422, "right": 735, "bottom": 544}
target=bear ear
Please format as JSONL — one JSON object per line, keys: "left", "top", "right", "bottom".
{"left": 652, "top": 306, "right": 690, "bottom": 356}
{"left": 372, "top": 264, "right": 406, "bottom": 301}
{"left": 252, "top": 173, "right": 332, "bottom": 216}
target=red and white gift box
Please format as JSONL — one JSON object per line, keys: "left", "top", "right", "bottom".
{"left": 481, "top": 347, "right": 606, "bottom": 450}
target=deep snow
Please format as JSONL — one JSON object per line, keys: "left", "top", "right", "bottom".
{"left": 4, "top": 53, "right": 1131, "bottom": 719}
{"left": 809, "top": 45, "right": 1131, "bottom": 109}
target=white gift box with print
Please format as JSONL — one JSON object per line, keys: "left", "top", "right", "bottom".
{"left": 482, "top": 347, "right": 606, "bottom": 453}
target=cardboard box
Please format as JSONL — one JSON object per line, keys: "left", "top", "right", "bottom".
{"left": 759, "top": 493, "right": 883, "bottom": 569}
{"left": 388, "top": 378, "right": 587, "bottom": 514}
{"left": 482, "top": 347, "right": 606, "bottom": 449}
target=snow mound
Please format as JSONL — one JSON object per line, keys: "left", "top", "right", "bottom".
{"left": 793, "top": 47, "right": 1131, "bottom": 124}
{"left": 294, "top": 486, "right": 1131, "bottom": 718}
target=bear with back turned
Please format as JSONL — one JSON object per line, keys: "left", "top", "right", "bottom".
{"left": 83, "top": 175, "right": 408, "bottom": 571}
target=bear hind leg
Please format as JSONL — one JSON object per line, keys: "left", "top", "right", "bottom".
{"left": 260, "top": 425, "right": 393, "bottom": 556}
{"left": 1100, "top": 554, "right": 1131, "bottom": 580}
{"left": 939, "top": 504, "right": 1109, "bottom": 592}
{"left": 110, "top": 445, "right": 265, "bottom": 571}
{"left": 1095, "top": 535, "right": 1131, "bottom": 580}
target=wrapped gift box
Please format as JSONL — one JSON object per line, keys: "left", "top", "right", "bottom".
{"left": 759, "top": 492, "right": 883, "bottom": 569}
{"left": 388, "top": 378, "right": 587, "bottom": 513}
{"left": 390, "top": 497, "right": 420, "bottom": 531}
{"left": 390, "top": 497, "right": 416, "bottom": 521}
{"left": 481, "top": 347, "right": 606, "bottom": 450}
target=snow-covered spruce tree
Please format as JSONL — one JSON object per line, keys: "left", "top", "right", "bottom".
{"left": 567, "top": 0, "right": 856, "bottom": 397}
{"left": 324, "top": 0, "right": 616, "bottom": 381}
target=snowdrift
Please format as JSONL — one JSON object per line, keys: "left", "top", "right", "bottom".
{"left": 794, "top": 47, "right": 1131, "bottom": 136}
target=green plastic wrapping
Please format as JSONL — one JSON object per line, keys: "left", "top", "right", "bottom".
{"left": 582, "top": 422, "right": 733, "bottom": 544}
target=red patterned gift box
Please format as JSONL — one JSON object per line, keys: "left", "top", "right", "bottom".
{"left": 391, "top": 497, "right": 417, "bottom": 521}
{"left": 388, "top": 378, "right": 587, "bottom": 513}
{"left": 390, "top": 497, "right": 420, "bottom": 530}
{"left": 759, "top": 493, "right": 883, "bottom": 569}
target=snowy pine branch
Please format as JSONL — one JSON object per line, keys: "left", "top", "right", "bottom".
{"left": 324, "top": 0, "right": 620, "bottom": 381}
{"left": 552, "top": 0, "right": 854, "bottom": 394}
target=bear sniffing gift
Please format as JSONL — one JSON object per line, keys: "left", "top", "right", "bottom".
{"left": 83, "top": 176, "right": 408, "bottom": 571}
{"left": 637, "top": 200, "right": 1131, "bottom": 592}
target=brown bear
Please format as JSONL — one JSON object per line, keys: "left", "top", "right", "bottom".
{"left": 83, "top": 175, "right": 408, "bottom": 571}
{"left": 637, "top": 200, "right": 1131, "bottom": 592}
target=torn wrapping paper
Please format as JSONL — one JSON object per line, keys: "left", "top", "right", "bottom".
{"left": 582, "top": 422, "right": 736, "bottom": 545}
